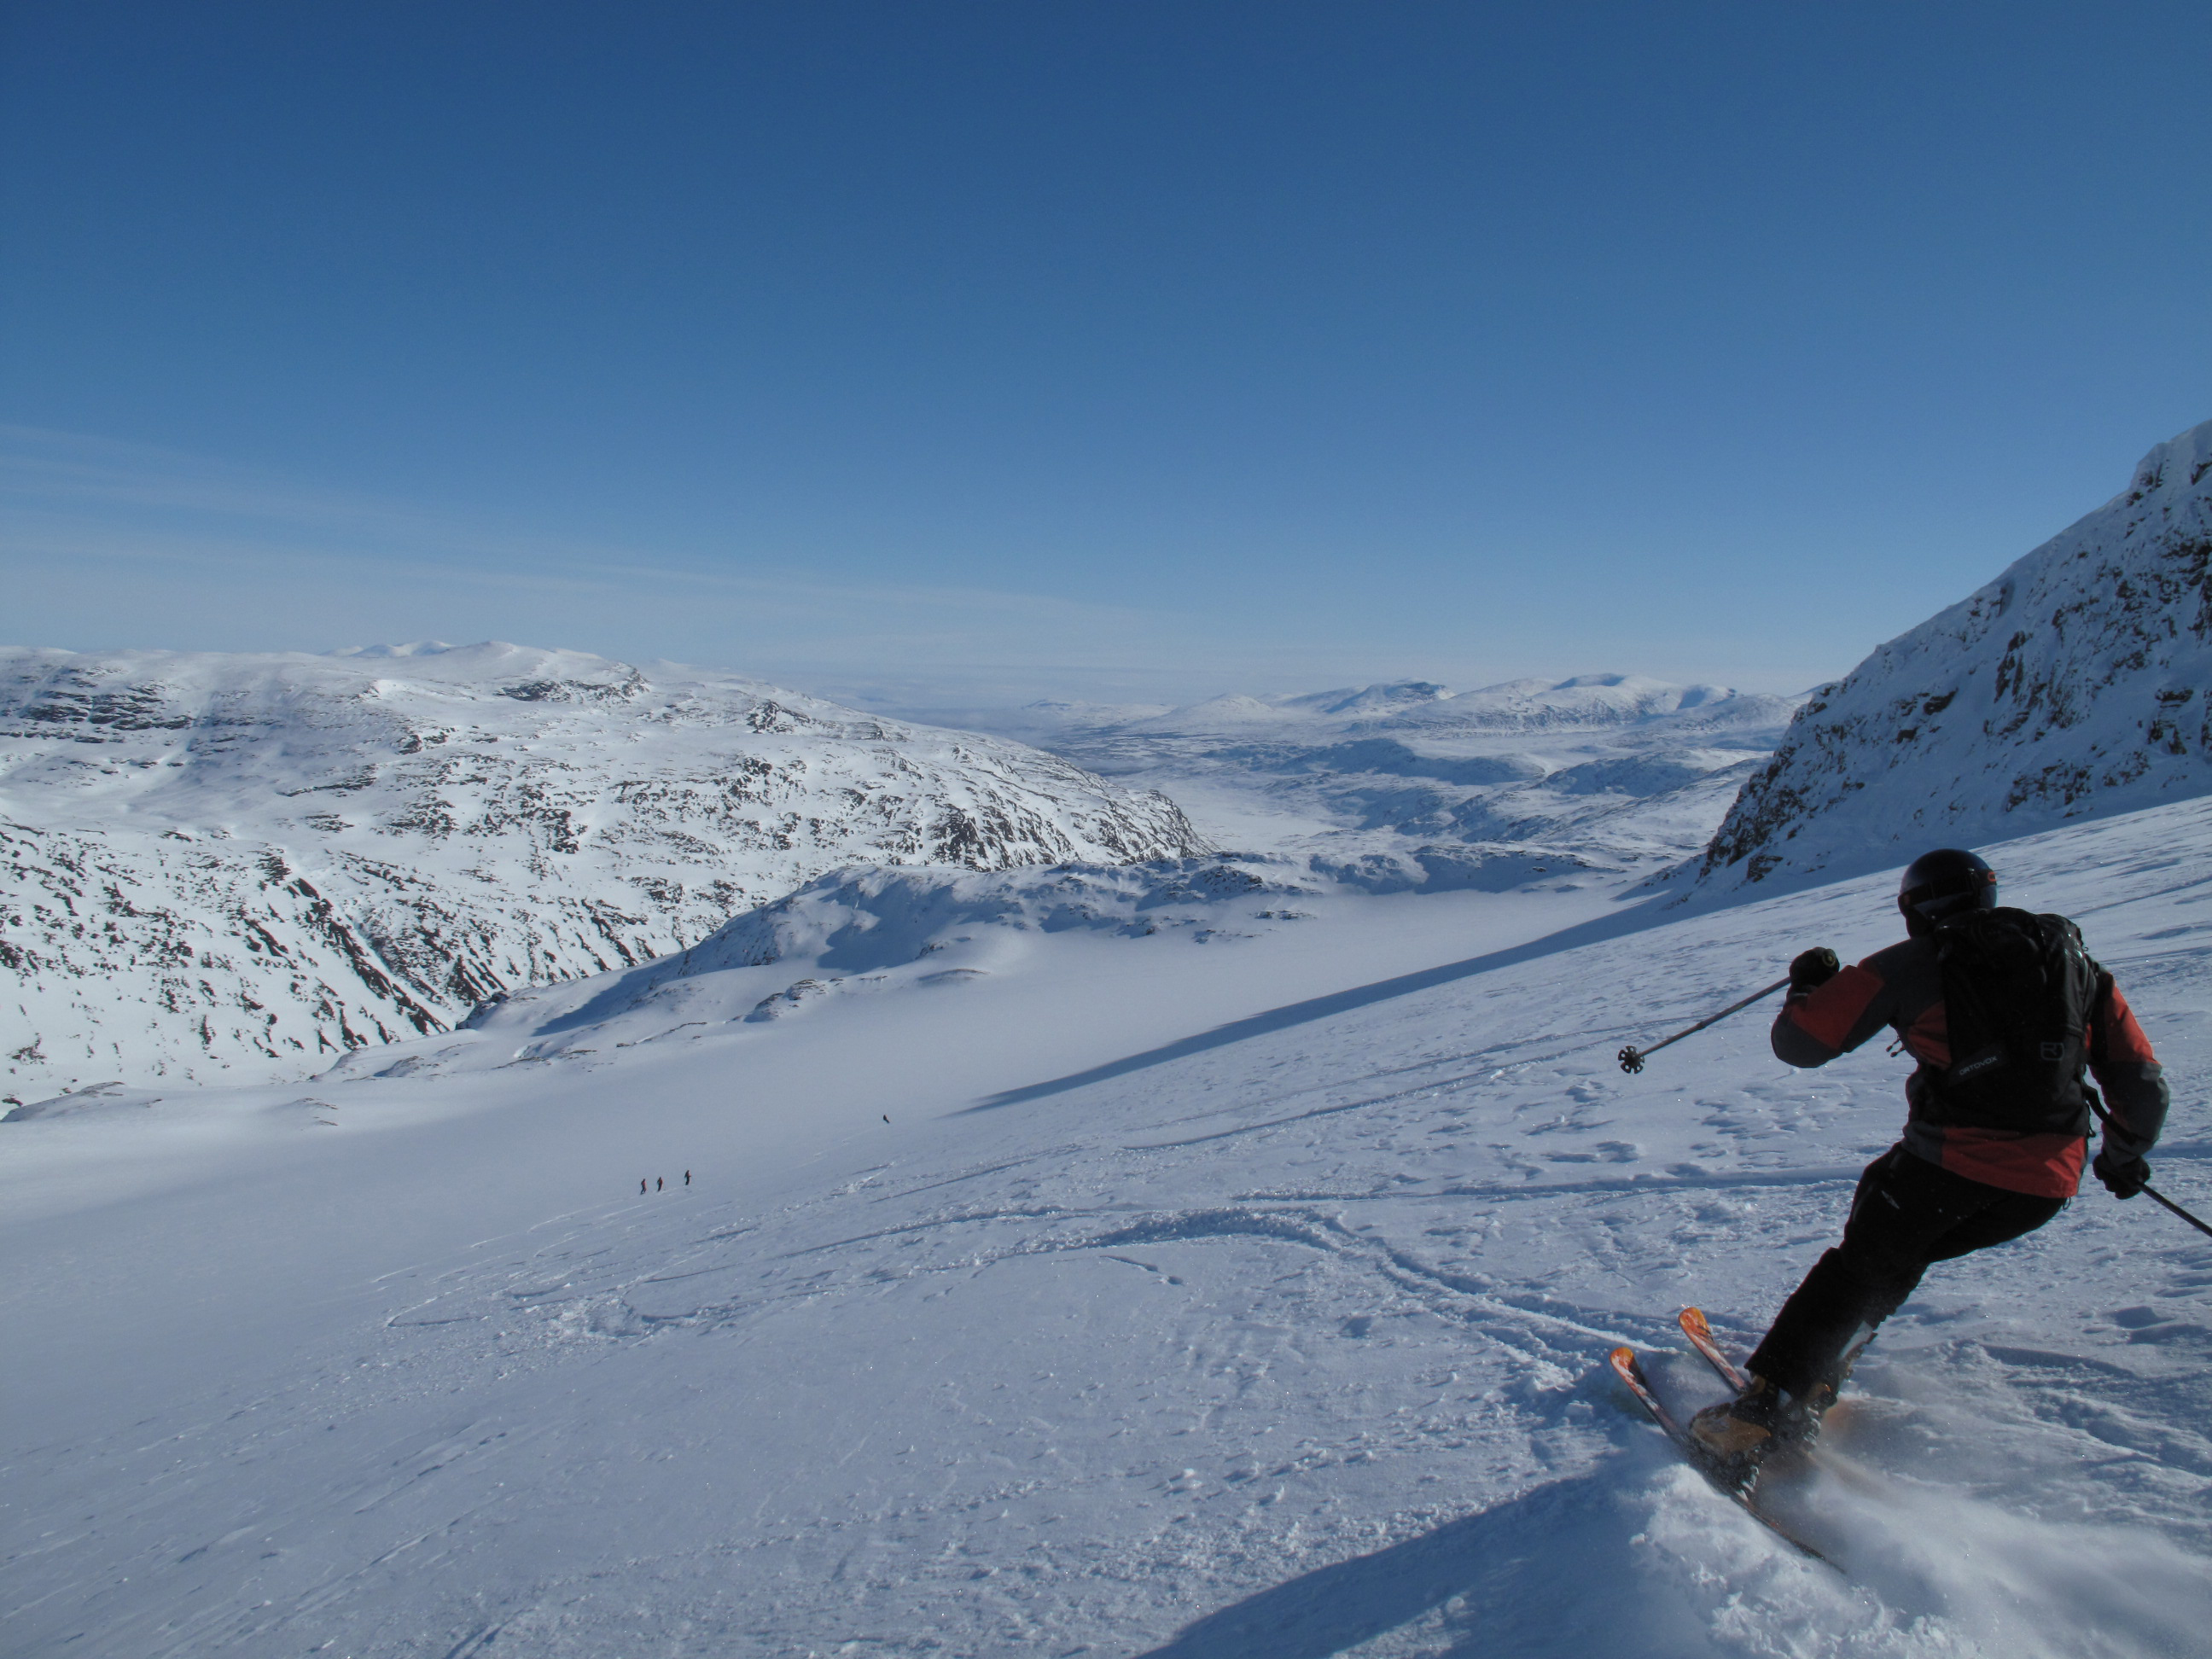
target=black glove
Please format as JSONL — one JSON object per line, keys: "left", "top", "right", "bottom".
{"left": 1789, "top": 947, "right": 1841, "bottom": 995}
{"left": 2093, "top": 1147, "right": 2150, "bottom": 1200}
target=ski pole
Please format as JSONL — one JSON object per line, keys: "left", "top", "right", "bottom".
{"left": 1617, "top": 976, "right": 1790, "bottom": 1074}
{"left": 2085, "top": 1095, "right": 2212, "bottom": 1239}
{"left": 2135, "top": 1185, "right": 2212, "bottom": 1239}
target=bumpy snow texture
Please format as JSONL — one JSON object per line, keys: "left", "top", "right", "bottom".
{"left": 1702, "top": 417, "right": 2212, "bottom": 892}
{"left": 0, "top": 643, "right": 1204, "bottom": 1098}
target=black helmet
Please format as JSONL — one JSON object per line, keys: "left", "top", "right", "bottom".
{"left": 1897, "top": 847, "right": 1996, "bottom": 936}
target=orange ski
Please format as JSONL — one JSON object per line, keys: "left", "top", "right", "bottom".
{"left": 1609, "top": 1344, "right": 1837, "bottom": 1568}
{"left": 1679, "top": 1306, "right": 1748, "bottom": 1392}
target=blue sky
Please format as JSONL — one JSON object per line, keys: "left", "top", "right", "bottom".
{"left": 3, "top": 2, "right": 2208, "bottom": 708}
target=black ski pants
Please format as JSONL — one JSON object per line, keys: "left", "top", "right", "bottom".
{"left": 1745, "top": 1144, "right": 2065, "bottom": 1400}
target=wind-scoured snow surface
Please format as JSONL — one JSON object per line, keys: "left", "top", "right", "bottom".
{"left": 0, "top": 642, "right": 1204, "bottom": 1099}
{"left": 1702, "top": 418, "right": 2212, "bottom": 894}
{"left": 940, "top": 673, "right": 1800, "bottom": 893}
{"left": 4, "top": 795, "right": 2205, "bottom": 1656}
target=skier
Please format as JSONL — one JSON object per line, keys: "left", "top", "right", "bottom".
{"left": 656, "top": 1176, "right": 664, "bottom": 1191}
{"left": 1688, "top": 847, "right": 2169, "bottom": 1472}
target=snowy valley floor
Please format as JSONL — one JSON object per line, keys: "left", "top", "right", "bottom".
{"left": 4, "top": 800, "right": 2211, "bottom": 1657}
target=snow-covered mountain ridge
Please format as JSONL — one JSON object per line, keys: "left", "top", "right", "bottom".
{"left": 0, "top": 642, "right": 1204, "bottom": 1099}
{"left": 1701, "top": 417, "right": 2212, "bottom": 892}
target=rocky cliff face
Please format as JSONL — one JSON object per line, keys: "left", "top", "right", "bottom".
{"left": 1700, "top": 418, "right": 2212, "bottom": 894}
{"left": 0, "top": 642, "right": 1206, "bottom": 1097}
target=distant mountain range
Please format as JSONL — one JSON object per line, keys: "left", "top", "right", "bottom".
{"left": 0, "top": 643, "right": 1204, "bottom": 1100}
{"left": 956, "top": 671, "right": 1803, "bottom": 885}
{"left": 968, "top": 671, "right": 1797, "bottom": 738}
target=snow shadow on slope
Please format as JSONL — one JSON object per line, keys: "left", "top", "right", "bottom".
{"left": 1139, "top": 1448, "right": 2212, "bottom": 1659}
{"left": 1133, "top": 1464, "right": 1691, "bottom": 1659}
{"left": 1118, "top": 1448, "right": 1931, "bottom": 1659}
{"left": 971, "top": 900, "right": 1672, "bottom": 1111}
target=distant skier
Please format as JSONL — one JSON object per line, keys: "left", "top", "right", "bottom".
{"left": 655, "top": 1176, "right": 664, "bottom": 1191}
{"left": 1689, "top": 847, "right": 2169, "bottom": 1472}
{"left": 640, "top": 1178, "right": 648, "bottom": 1195}
{"left": 684, "top": 1169, "right": 690, "bottom": 1185}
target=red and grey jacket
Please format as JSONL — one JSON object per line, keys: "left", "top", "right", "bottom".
{"left": 1772, "top": 934, "right": 2168, "bottom": 1198}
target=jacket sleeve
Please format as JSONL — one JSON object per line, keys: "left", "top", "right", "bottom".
{"left": 2089, "top": 971, "right": 2168, "bottom": 1160}
{"left": 1772, "top": 962, "right": 1892, "bottom": 1068}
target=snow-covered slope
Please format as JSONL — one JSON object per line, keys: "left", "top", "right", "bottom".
{"left": 1701, "top": 418, "right": 2212, "bottom": 894}
{"left": 273, "top": 851, "right": 1633, "bottom": 1090}
{"left": 0, "top": 642, "right": 1204, "bottom": 1099}
{"left": 3, "top": 797, "right": 2206, "bottom": 1656}
{"left": 946, "top": 672, "right": 1801, "bottom": 886}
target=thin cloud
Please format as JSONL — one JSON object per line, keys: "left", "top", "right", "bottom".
{"left": 0, "top": 427, "right": 1280, "bottom": 709}
{"left": 0, "top": 425, "right": 1163, "bottom": 639}
{"left": 2, "top": 426, "right": 1799, "bottom": 704}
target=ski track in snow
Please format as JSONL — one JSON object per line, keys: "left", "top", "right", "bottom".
{"left": 3, "top": 800, "right": 2210, "bottom": 1656}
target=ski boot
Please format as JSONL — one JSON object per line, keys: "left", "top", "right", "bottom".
{"left": 1686, "top": 1375, "right": 1820, "bottom": 1482}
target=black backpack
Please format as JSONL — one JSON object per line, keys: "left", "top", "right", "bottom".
{"left": 1924, "top": 906, "right": 2100, "bottom": 1134}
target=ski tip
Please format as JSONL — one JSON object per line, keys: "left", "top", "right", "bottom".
{"left": 1679, "top": 1306, "right": 1711, "bottom": 1334}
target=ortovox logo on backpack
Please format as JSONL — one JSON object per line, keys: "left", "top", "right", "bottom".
{"left": 1926, "top": 907, "right": 2100, "bottom": 1135}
